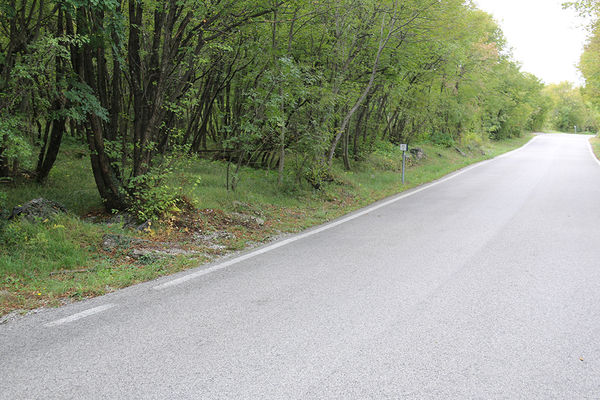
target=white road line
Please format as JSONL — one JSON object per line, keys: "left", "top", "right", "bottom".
{"left": 587, "top": 137, "right": 600, "bottom": 167}
{"left": 44, "top": 304, "right": 116, "bottom": 327}
{"left": 153, "top": 136, "right": 541, "bottom": 291}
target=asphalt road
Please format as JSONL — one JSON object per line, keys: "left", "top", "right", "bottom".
{"left": 2, "top": 133, "right": 600, "bottom": 399}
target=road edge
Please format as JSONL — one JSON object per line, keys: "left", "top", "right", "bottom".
{"left": 3, "top": 134, "right": 541, "bottom": 326}
{"left": 151, "top": 134, "right": 541, "bottom": 290}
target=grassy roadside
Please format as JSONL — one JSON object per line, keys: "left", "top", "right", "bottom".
{"left": 0, "top": 134, "right": 533, "bottom": 318}
{"left": 590, "top": 136, "right": 600, "bottom": 160}
{"left": 543, "top": 129, "right": 596, "bottom": 135}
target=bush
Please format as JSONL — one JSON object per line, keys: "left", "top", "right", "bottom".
{"left": 367, "top": 141, "right": 403, "bottom": 171}
{"left": 429, "top": 130, "right": 455, "bottom": 147}
{"left": 305, "top": 162, "right": 333, "bottom": 190}
{"left": 127, "top": 173, "right": 181, "bottom": 222}
{"left": 461, "top": 131, "right": 484, "bottom": 150}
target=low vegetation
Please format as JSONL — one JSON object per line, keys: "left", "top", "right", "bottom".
{"left": 589, "top": 136, "right": 600, "bottom": 160}
{"left": 0, "top": 135, "right": 532, "bottom": 316}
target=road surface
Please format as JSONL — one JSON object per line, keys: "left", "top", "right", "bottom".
{"left": 2, "top": 133, "right": 600, "bottom": 399}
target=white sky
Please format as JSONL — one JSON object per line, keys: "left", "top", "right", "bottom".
{"left": 474, "top": 0, "right": 589, "bottom": 85}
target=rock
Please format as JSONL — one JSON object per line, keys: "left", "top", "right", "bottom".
{"left": 9, "top": 198, "right": 68, "bottom": 221}
{"left": 229, "top": 212, "right": 265, "bottom": 227}
{"left": 409, "top": 147, "right": 426, "bottom": 160}
{"left": 101, "top": 234, "right": 149, "bottom": 251}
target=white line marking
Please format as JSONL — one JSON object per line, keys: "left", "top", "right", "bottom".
{"left": 153, "top": 136, "right": 540, "bottom": 290}
{"left": 587, "top": 137, "right": 600, "bottom": 167}
{"left": 44, "top": 304, "right": 116, "bottom": 327}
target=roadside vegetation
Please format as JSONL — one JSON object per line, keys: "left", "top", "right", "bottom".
{"left": 564, "top": 2, "right": 600, "bottom": 157}
{"left": 590, "top": 136, "right": 600, "bottom": 159}
{"left": 0, "top": 134, "right": 532, "bottom": 316}
{"left": 0, "top": 0, "right": 598, "bottom": 317}
{"left": 543, "top": 82, "right": 600, "bottom": 134}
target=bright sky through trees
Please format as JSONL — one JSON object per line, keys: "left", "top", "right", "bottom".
{"left": 474, "top": 0, "right": 587, "bottom": 85}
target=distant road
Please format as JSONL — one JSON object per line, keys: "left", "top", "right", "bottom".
{"left": 2, "top": 133, "right": 600, "bottom": 399}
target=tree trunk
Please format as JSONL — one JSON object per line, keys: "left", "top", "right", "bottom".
{"left": 36, "top": 8, "right": 66, "bottom": 183}
{"left": 0, "top": 146, "right": 9, "bottom": 178}
{"left": 342, "top": 127, "right": 351, "bottom": 170}
{"left": 72, "top": 7, "right": 127, "bottom": 211}
{"left": 327, "top": 15, "right": 393, "bottom": 167}
{"left": 36, "top": 116, "right": 65, "bottom": 183}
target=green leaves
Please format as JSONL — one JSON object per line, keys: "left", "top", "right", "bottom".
{"left": 0, "top": 117, "right": 32, "bottom": 167}
{"left": 61, "top": 0, "right": 120, "bottom": 11}
{"left": 0, "top": 0, "right": 554, "bottom": 208}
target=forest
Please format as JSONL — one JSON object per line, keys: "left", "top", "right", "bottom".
{"left": 0, "top": 0, "right": 567, "bottom": 218}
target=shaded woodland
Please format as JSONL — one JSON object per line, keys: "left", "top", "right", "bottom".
{"left": 0, "top": 0, "right": 551, "bottom": 217}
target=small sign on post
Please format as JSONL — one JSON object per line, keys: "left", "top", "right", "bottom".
{"left": 400, "top": 144, "right": 407, "bottom": 184}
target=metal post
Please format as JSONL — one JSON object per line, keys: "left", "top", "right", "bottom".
{"left": 402, "top": 150, "right": 406, "bottom": 185}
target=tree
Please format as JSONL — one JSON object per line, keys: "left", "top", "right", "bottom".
{"left": 0, "top": 0, "right": 552, "bottom": 216}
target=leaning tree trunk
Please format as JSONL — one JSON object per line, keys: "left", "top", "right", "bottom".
{"left": 35, "top": 115, "right": 66, "bottom": 183}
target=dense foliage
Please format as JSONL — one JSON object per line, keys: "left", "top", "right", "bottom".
{"left": 544, "top": 82, "right": 599, "bottom": 133}
{"left": 564, "top": 0, "right": 600, "bottom": 132}
{"left": 0, "top": 0, "right": 548, "bottom": 217}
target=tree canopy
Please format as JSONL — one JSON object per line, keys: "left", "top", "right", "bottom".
{"left": 0, "top": 0, "right": 550, "bottom": 217}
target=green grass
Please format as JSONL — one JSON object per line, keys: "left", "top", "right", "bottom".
{"left": 3, "top": 143, "right": 103, "bottom": 215}
{"left": 0, "top": 133, "right": 533, "bottom": 317}
{"left": 590, "top": 136, "right": 600, "bottom": 160}
{"left": 0, "top": 215, "right": 200, "bottom": 314}
{"left": 543, "top": 129, "right": 596, "bottom": 135}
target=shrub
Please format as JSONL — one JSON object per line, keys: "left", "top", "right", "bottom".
{"left": 305, "top": 162, "right": 333, "bottom": 190}
{"left": 461, "top": 131, "right": 484, "bottom": 150}
{"left": 127, "top": 172, "right": 181, "bottom": 222}
{"left": 429, "top": 130, "right": 455, "bottom": 147}
{"left": 367, "top": 141, "right": 403, "bottom": 171}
